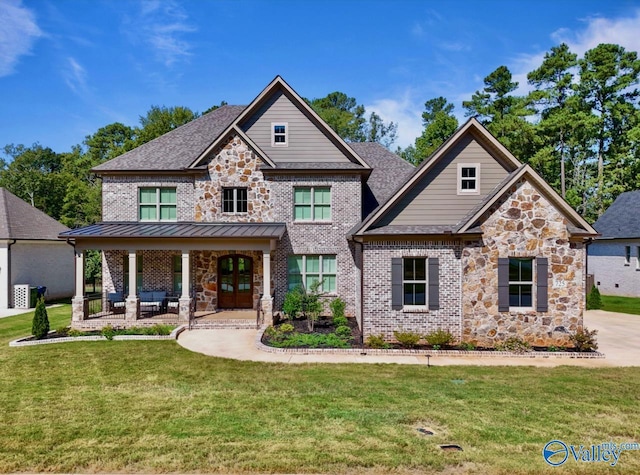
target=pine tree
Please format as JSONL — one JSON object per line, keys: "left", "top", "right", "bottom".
{"left": 32, "top": 297, "right": 50, "bottom": 339}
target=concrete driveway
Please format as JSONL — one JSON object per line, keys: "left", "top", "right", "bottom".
{"left": 177, "top": 310, "right": 639, "bottom": 367}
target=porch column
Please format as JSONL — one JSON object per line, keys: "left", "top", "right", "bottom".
{"left": 178, "top": 250, "right": 191, "bottom": 322}
{"left": 71, "top": 249, "right": 87, "bottom": 322}
{"left": 260, "top": 250, "right": 273, "bottom": 326}
{"left": 125, "top": 250, "right": 139, "bottom": 322}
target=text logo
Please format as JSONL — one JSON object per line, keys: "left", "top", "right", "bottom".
{"left": 543, "top": 440, "right": 569, "bottom": 466}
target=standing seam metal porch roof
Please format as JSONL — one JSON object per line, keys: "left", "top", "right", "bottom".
{"left": 60, "top": 222, "right": 286, "bottom": 239}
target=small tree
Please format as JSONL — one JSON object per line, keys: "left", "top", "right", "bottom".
{"left": 282, "top": 286, "right": 304, "bottom": 319}
{"left": 32, "top": 297, "right": 50, "bottom": 340}
{"left": 586, "top": 285, "right": 602, "bottom": 310}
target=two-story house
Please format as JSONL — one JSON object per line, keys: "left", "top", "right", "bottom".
{"left": 62, "top": 76, "right": 597, "bottom": 347}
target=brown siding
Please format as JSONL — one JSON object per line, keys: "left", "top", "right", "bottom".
{"left": 379, "top": 134, "right": 510, "bottom": 226}
{"left": 242, "top": 90, "right": 350, "bottom": 163}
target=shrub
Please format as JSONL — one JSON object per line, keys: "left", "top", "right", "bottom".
{"left": 143, "top": 324, "right": 174, "bottom": 335}
{"left": 330, "top": 297, "right": 346, "bottom": 321}
{"left": 101, "top": 325, "right": 116, "bottom": 341}
{"left": 393, "top": 330, "right": 422, "bottom": 349}
{"left": 366, "top": 334, "right": 391, "bottom": 349}
{"left": 335, "top": 325, "right": 352, "bottom": 340}
{"left": 457, "top": 341, "right": 476, "bottom": 351}
{"left": 31, "top": 298, "right": 50, "bottom": 340}
{"left": 570, "top": 327, "right": 598, "bottom": 352}
{"left": 586, "top": 285, "right": 603, "bottom": 310}
{"left": 272, "top": 332, "right": 349, "bottom": 349}
{"left": 67, "top": 329, "right": 86, "bottom": 337}
{"left": 283, "top": 286, "right": 304, "bottom": 319}
{"left": 55, "top": 326, "right": 69, "bottom": 337}
{"left": 495, "top": 337, "right": 531, "bottom": 353}
{"left": 282, "top": 283, "right": 323, "bottom": 331}
{"left": 425, "top": 329, "right": 455, "bottom": 347}
{"left": 279, "top": 323, "right": 295, "bottom": 333}
{"left": 332, "top": 316, "right": 348, "bottom": 327}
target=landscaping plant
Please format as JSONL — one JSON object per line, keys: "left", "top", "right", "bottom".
{"left": 329, "top": 297, "right": 346, "bottom": 323}
{"left": 393, "top": 330, "right": 422, "bottom": 349}
{"left": 365, "top": 334, "right": 391, "bottom": 349}
{"left": 570, "top": 327, "right": 599, "bottom": 352}
{"left": 586, "top": 285, "right": 603, "bottom": 310}
{"left": 425, "top": 329, "right": 455, "bottom": 348}
{"left": 31, "top": 297, "right": 50, "bottom": 340}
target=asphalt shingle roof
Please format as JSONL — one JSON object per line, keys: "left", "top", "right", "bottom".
{"left": 593, "top": 190, "right": 640, "bottom": 239}
{"left": 0, "top": 188, "right": 69, "bottom": 240}
{"left": 93, "top": 105, "right": 245, "bottom": 172}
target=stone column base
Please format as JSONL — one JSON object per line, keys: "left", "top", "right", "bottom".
{"left": 71, "top": 297, "right": 88, "bottom": 322}
{"left": 178, "top": 297, "right": 191, "bottom": 322}
{"left": 261, "top": 297, "right": 274, "bottom": 327}
{"left": 125, "top": 297, "right": 139, "bottom": 322}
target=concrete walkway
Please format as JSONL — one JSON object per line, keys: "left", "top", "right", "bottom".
{"left": 177, "top": 310, "right": 639, "bottom": 367}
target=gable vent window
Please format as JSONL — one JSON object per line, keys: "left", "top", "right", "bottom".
{"left": 272, "top": 122, "right": 288, "bottom": 147}
{"left": 457, "top": 163, "right": 480, "bottom": 195}
{"left": 223, "top": 188, "right": 248, "bottom": 214}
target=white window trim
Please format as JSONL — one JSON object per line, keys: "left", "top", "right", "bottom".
{"left": 271, "top": 122, "right": 288, "bottom": 147}
{"left": 139, "top": 187, "right": 177, "bottom": 222}
{"left": 457, "top": 163, "right": 480, "bottom": 195}
{"left": 624, "top": 246, "right": 631, "bottom": 266}
{"left": 287, "top": 254, "right": 337, "bottom": 294}
{"left": 222, "top": 187, "right": 248, "bottom": 214}
{"left": 509, "top": 257, "right": 535, "bottom": 310}
{"left": 293, "top": 186, "right": 331, "bottom": 222}
{"left": 402, "top": 257, "right": 428, "bottom": 308}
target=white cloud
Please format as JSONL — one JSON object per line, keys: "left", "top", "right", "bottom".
{"left": 366, "top": 92, "right": 424, "bottom": 149}
{"left": 64, "top": 57, "right": 87, "bottom": 94}
{"left": 0, "top": 0, "right": 42, "bottom": 77}
{"left": 129, "top": 0, "right": 197, "bottom": 67}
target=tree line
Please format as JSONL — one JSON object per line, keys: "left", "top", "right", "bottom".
{"left": 2, "top": 43, "right": 638, "bottom": 228}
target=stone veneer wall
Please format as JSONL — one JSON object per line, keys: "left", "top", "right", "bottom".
{"left": 362, "top": 240, "right": 462, "bottom": 340}
{"left": 269, "top": 174, "right": 361, "bottom": 317}
{"left": 102, "top": 175, "right": 194, "bottom": 222}
{"left": 194, "top": 135, "right": 273, "bottom": 222}
{"left": 462, "top": 180, "right": 585, "bottom": 347}
{"left": 102, "top": 250, "right": 185, "bottom": 294}
{"left": 192, "top": 250, "right": 264, "bottom": 311}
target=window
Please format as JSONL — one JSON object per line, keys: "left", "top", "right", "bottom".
{"left": 625, "top": 246, "right": 631, "bottom": 265}
{"left": 124, "top": 254, "right": 143, "bottom": 294}
{"left": 294, "top": 187, "right": 331, "bottom": 221}
{"left": 637, "top": 247, "right": 640, "bottom": 270}
{"left": 287, "top": 255, "right": 336, "bottom": 293}
{"left": 272, "top": 122, "right": 288, "bottom": 146}
{"left": 509, "top": 258, "right": 533, "bottom": 308}
{"left": 403, "top": 258, "right": 427, "bottom": 306}
{"left": 173, "top": 255, "right": 182, "bottom": 294}
{"left": 457, "top": 163, "right": 480, "bottom": 195}
{"left": 139, "top": 187, "right": 177, "bottom": 221}
{"left": 222, "top": 188, "right": 248, "bottom": 213}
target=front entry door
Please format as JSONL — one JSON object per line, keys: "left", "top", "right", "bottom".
{"left": 218, "top": 255, "right": 253, "bottom": 308}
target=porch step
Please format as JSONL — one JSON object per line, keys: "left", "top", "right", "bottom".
{"left": 190, "top": 319, "right": 258, "bottom": 330}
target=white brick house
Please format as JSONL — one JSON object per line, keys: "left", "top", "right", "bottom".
{"left": 62, "top": 76, "right": 598, "bottom": 347}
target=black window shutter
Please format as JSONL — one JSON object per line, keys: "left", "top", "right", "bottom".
{"left": 428, "top": 258, "right": 440, "bottom": 310}
{"left": 498, "top": 258, "right": 510, "bottom": 312}
{"left": 537, "top": 258, "right": 548, "bottom": 312}
{"left": 391, "top": 258, "right": 403, "bottom": 310}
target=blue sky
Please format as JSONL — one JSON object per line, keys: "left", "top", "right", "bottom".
{"left": 2, "top": 0, "right": 640, "bottom": 153}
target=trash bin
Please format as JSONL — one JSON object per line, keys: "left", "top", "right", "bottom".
{"left": 37, "top": 286, "right": 47, "bottom": 298}
{"left": 29, "top": 287, "right": 38, "bottom": 308}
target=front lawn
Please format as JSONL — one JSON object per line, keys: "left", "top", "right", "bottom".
{"left": 602, "top": 295, "right": 640, "bottom": 315}
{"left": 1, "top": 307, "right": 640, "bottom": 474}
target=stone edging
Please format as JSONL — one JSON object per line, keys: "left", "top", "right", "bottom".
{"left": 9, "top": 325, "right": 187, "bottom": 347}
{"left": 254, "top": 326, "right": 605, "bottom": 359}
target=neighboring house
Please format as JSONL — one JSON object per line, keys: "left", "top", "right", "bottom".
{"left": 588, "top": 190, "right": 640, "bottom": 297}
{"left": 61, "top": 76, "right": 597, "bottom": 347}
{"left": 0, "top": 188, "right": 74, "bottom": 308}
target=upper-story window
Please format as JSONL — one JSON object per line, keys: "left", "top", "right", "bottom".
{"left": 223, "top": 188, "right": 248, "bottom": 213}
{"left": 272, "top": 122, "right": 288, "bottom": 147}
{"left": 457, "top": 163, "right": 480, "bottom": 195}
{"left": 139, "top": 187, "right": 177, "bottom": 221}
{"left": 294, "top": 186, "right": 331, "bottom": 221}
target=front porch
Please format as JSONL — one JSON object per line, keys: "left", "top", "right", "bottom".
{"left": 62, "top": 222, "right": 286, "bottom": 330}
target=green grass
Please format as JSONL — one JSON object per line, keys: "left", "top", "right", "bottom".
{"left": 1, "top": 307, "right": 640, "bottom": 474}
{"left": 602, "top": 295, "right": 640, "bottom": 315}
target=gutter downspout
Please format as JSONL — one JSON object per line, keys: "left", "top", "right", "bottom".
{"left": 7, "top": 239, "right": 16, "bottom": 308}
{"left": 585, "top": 237, "right": 593, "bottom": 304}
{"left": 354, "top": 238, "right": 366, "bottom": 354}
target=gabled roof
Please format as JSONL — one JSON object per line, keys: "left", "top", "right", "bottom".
{"left": 190, "top": 76, "right": 370, "bottom": 170}
{"left": 93, "top": 105, "right": 245, "bottom": 172}
{"left": 455, "top": 164, "right": 597, "bottom": 236}
{"left": 0, "top": 188, "right": 69, "bottom": 240}
{"left": 593, "top": 190, "right": 640, "bottom": 239}
{"left": 352, "top": 118, "right": 521, "bottom": 236}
